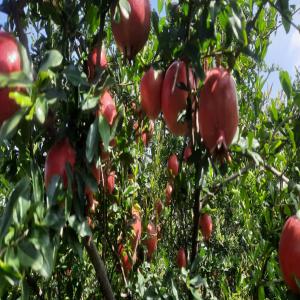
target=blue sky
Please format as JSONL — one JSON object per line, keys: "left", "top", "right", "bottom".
{"left": 0, "top": 1, "right": 299, "bottom": 97}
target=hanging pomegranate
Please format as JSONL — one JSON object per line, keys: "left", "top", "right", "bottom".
{"left": 140, "top": 66, "right": 164, "bottom": 120}
{"left": 111, "top": 0, "right": 151, "bottom": 60}
{"left": 198, "top": 67, "right": 238, "bottom": 158}
{"left": 87, "top": 46, "right": 108, "bottom": 80}
{"left": 98, "top": 90, "right": 117, "bottom": 126}
{"left": 167, "top": 154, "right": 179, "bottom": 177}
{"left": 177, "top": 247, "right": 187, "bottom": 268}
{"left": 161, "top": 60, "right": 196, "bottom": 136}
{"left": 145, "top": 222, "right": 157, "bottom": 260}
{"left": 199, "top": 213, "right": 213, "bottom": 241}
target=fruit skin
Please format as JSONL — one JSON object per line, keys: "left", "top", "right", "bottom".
{"left": 145, "top": 222, "right": 157, "bottom": 260}
{"left": 44, "top": 138, "right": 76, "bottom": 189}
{"left": 161, "top": 60, "right": 195, "bottom": 136}
{"left": 98, "top": 91, "right": 117, "bottom": 126}
{"left": 155, "top": 199, "right": 163, "bottom": 216}
{"left": 111, "top": 0, "right": 151, "bottom": 60}
{"left": 165, "top": 182, "right": 173, "bottom": 206}
{"left": 183, "top": 145, "right": 192, "bottom": 162}
{"left": 279, "top": 215, "right": 300, "bottom": 294}
{"left": 106, "top": 171, "right": 115, "bottom": 195}
{"left": 118, "top": 243, "right": 132, "bottom": 276}
{"left": 199, "top": 67, "right": 238, "bottom": 156}
{"left": 140, "top": 66, "right": 164, "bottom": 120}
{"left": 87, "top": 47, "right": 108, "bottom": 80}
{"left": 199, "top": 214, "right": 213, "bottom": 241}
{"left": 0, "top": 32, "right": 22, "bottom": 126}
{"left": 177, "top": 247, "right": 187, "bottom": 268}
{"left": 168, "top": 154, "right": 179, "bottom": 177}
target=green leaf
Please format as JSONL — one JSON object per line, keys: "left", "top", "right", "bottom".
{"left": 35, "top": 96, "right": 48, "bottom": 124}
{"left": 0, "top": 72, "right": 32, "bottom": 88}
{"left": 294, "top": 92, "right": 300, "bottom": 108}
{"left": 9, "top": 91, "right": 32, "bottom": 107}
{"left": 119, "top": 0, "right": 131, "bottom": 20}
{"left": 0, "top": 109, "right": 26, "bottom": 141}
{"left": 82, "top": 95, "right": 99, "bottom": 111}
{"left": 279, "top": 70, "right": 292, "bottom": 99}
{"left": 40, "top": 236, "right": 58, "bottom": 278}
{"left": 158, "top": 0, "right": 163, "bottom": 13}
{"left": 64, "top": 65, "right": 89, "bottom": 87}
{"left": 98, "top": 115, "right": 111, "bottom": 151}
{"left": 39, "top": 50, "right": 63, "bottom": 72}
{"left": 171, "top": 280, "right": 179, "bottom": 300}
{"left": 0, "top": 178, "right": 30, "bottom": 246}
{"left": 86, "top": 118, "right": 99, "bottom": 163}
{"left": 19, "top": 43, "right": 33, "bottom": 81}
{"left": 258, "top": 285, "right": 265, "bottom": 300}
{"left": 17, "top": 240, "right": 43, "bottom": 271}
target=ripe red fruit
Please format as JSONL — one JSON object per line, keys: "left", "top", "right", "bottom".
{"left": 168, "top": 154, "right": 179, "bottom": 177}
{"left": 161, "top": 60, "right": 195, "bottom": 136}
{"left": 87, "top": 46, "right": 108, "bottom": 80}
{"left": 91, "top": 163, "right": 101, "bottom": 185}
{"left": 145, "top": 222, "right": 157, "bottom": 260}
{"left": 279, "top": 215, "right": 300, "bottom": 294}
{"left": 165, "top": 182, "right": 173, "bottom": 205}
{"left": 177, "top": 247, "right": 187, "bottom": 268}
{"left": 111, "top": 0, "right": 151, "bottom": 60}
{"left": 155, "top": 199, "right": 163, "bottom": 216}
{"left": 199, "top": 67, "right": 238, "bottom": 157}
{"left": 44, "top": 138, "right": 76, "bottom": 189}
{"left": 106, "top": 171, "right": 115, "bottom": 195}
{"left": 140, "top": 66, "right": 164, "bottom": 120}
{"left": 199, "top": 214, "right": 213, "bottom": 241}
{"left": 184, "top": 145, "right": 192, "bottom": 162}
{"left": 118, "top": 243, "right": 132, "bottom": 275}
{"left": 98, "top": 91, "right": 117, "bottom": 126}
{"left": 0, "top": 32, "right": 22, "bottom": 126}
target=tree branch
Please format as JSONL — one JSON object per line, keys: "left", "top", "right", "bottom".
{"left": 83, "top": 236, "right": 115, "bottom": 300}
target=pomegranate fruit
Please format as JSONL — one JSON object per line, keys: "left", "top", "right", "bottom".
{"left": 199, "top": 67, "right": 238, "bottom": 157}
{"left": 168, "top": 154, "right": 179, "bottom": 177}
{"left": 130, "top": 205, "right": 142, "bottom": 264}
{"left": 183, "top": 145, "right": 192, "bottom": 162}
{"left": 106, "top": 171, "right": 115, "bottom": 195}
{"left": 177, "top": 247, "right": 187, "bottom": 269}
{"left": 98, "top": 91, "right": 117, "bottom": 126}
{"left": 199, "top": 214, "right": 213, "bottom": 241}
{"left": 87, "top": 46, "right": 108, "bottom": 80}
{"left": 118, "top": 243, "right": 132, "bottom": 275}
{"left": 111, "top": 0, "right": 151, "bottom": 60}
{"left": 161, "top": 60, "right": 195, "bottom": 136}
{"left": 44, "top": 138, "right": 76, "bottom": 189}
{"left": 91, "top": 163, "right": 101, "bottom": 185}
{"left": 0, "top": 32, "right": 22, "bottom": 126}
{"left": 140, "top": 66, "right": 164, "bottom": 120}
{"left": 165, "top": 182, "right": 173, "bottom": 205}
{"left": 145, "top": 222, "right": 157, "bottom": 260}
{"left": 279, "top": 214, "right": 300, "bottom": 294}
{"left": 155, "top": 199, "right": 163, "bottom": 216}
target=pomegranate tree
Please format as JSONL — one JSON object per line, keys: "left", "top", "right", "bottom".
{"left": 199, "top": 67, "right": 238, "bottom": 158}
{"left": 168, "top": 154, "right": 179, "bottom": 177}
{"left": 0, "top": 32, "right": 22, "bottom": 126}
{"left": 279, "top": 214, "right": 300, "bottom": 294}
{"left": 98, "top": 90, "right": 117, "bottom": 126}
{"left": 87, "top": 46, "right": 108, "bottom": 80}
{"left": 177, "top": 247, "right": 187, "bottom": 269}
{"left": 140, "top": 66, "right": 164, "bottom": 120}
{"left": 111, "top": 0, "right": 151, "bottom": 60}
{"left": 199, "top": 213, "right": 213, "bottom": 241}
{"left": 161, "top": 60, "right": 195, "bottom": 136}
{"left": 44, "top": 138, "right": 76, "bottom": 189}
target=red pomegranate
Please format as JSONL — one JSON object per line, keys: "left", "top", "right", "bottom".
{"left": 165, "top": 182, "right": 173, "bottom": 205}
{"left": 145, "top": 222, "right": 157, "bottom": 260}
{"left": 161, "top": 60, "right": 195, "bottom": 136}
{"left": 199, "top": 67, "right": 238, "bottom": 157}
{"left": 130, "top": 205, "right": 142, "bottom": 264}
{"left": 279, "top": 214, "right": 300, "bottom": 294}
{"left": 87, "top": 46, "right": 108, "bottom": 80}
{"left": 199, "top": 214, "right": 213, "bottom": 241}
{"left": 106, "top": 171, "right": 115, "bottom": 195}
{"left": 111, "top": 0, "right": 151, "bottom": 60}
{"left": 177, "top": 247, "right": 187, "bottom": 268}
{"left": 98, "top": 91, "right": 117, "bottom": 126}
{"left": 140, "top": 66, "right": 164, "bottom": 120}
{"left": 44, "top": 138, "right": 76, "bottom": 189}
{"left": 91, "top": 163, "right": 102, "bottom": 185}
{"left": 0, "top": 32, "right": 22, "bottom": 126}
{"left": 155, "top": 199, "right": 163, "bottom": 216}
{"left": 168, "top": 154, "right": 179, "bottom": 177}
{"left": 118, "top": 243, "right": 132, "bottom": 275}
{"left": 183, "top": 145, "right": 192, "bottom": 162}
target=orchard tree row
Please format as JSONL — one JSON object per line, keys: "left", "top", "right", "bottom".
{"left": 0, "top": 0, "right": 300, "bottom": 299}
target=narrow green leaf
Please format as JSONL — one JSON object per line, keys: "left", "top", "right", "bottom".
{"left": 86, "top": 118, "right": 99, "bottom": 163}
{"left": 39, "top": 50, "right": 63, "bottom": 72}
{"left": 158, "top": 0, "right": 163, "bottom": 13}
{"left": 98, "top": 115, "right": 110, "bottom": 151}
{"left": 35, "top": 96, "right": 48, "bottom": 124}
{"left": 279, "top": 70, "right": 292, "bottom": 99}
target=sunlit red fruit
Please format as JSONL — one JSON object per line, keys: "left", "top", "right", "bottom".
{"left": 165, "top": 182, "right": 173, "bottom": 205}
{"left": 168, "top": 154, "right": 179, "bottom": 177}
{"left": 118, "top": 243, "right": 132, "bottom": 276}
{"left": 155, "top": 199, "right": 163, "bottom": 216}
{"left": 87, "top": 46, "right": 108, "bottom": 80}
{"left": 161, "top": 60, "right": 196, "bottom": 136}
{"left": 140, "top": 66, "right": 164, "bottom": 120}
{"left": 98, "top": 91, "right": 117, "bottom": 126}
{"left": 199, "top": 214, "right": 213, "bottom": 241}
{"left": 106, "top": 171, "right": 115, "bottom": 195}
{"left": 44, "top": 138, "right": 76, "bottom": 189}
{"left": 279, "top": 214, "right": 300, "bottom": 294}
{"left": 145, "top": 222, "right": 157, "bottom": 260}
{"left": 111, "top": 0, "right": 151, "bottom": 60}
{"left": 199, "top": 67, "right": 238, "bottom": 157}
{"left": 0, "top": 32, "right": 22, "bottom": 126}
{"left": 177, "top": 247, "right": 187, "bottom": 268}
